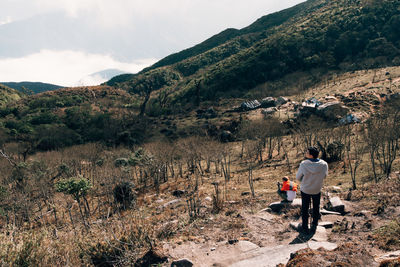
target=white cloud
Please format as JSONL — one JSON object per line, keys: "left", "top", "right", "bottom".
{"left": 0, "top": 16, "right": 12, "bottom": 25}
{"left": 0, "top": 50, "right": 157, "bottom": 86}
{"left": 31, "top": 0, "right": 305, "bottom": 29}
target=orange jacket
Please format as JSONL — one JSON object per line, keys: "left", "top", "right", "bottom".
{"left": 281, "top": 180, "right": 297, "bottom": 192}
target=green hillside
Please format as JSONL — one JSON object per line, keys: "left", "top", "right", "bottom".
{"left": 109, "top": 0, "right": 400, "bottom": 115}
{"left": 0, "top": 84, "right": 22, "bottom": 107}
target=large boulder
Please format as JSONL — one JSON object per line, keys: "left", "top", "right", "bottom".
{"left": 276, "top": 96, "right": 289, "bottom": 106}
{"left": 324, "top": 196, "right": 345, "bottom": 214}
{"left": 316, "top": 101, "right": 349, "bottom": 120}
{"left": 304, "top": 97, "right": 322, "bottom": 107}
{"left": 269, "top": 199, "right": 302, "bottom": 213}
{"left": 298, "top": 103, "right": 317, "bottom": 118}
{"left": 240, "top": 100, "right": 261, "bottom": 111}
{"left": 261, "top": 97, "right": 276, "bottom": 108}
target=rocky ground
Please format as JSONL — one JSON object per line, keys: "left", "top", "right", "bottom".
{"left": 158, "top": 180, "right": 400, "bottom": 267}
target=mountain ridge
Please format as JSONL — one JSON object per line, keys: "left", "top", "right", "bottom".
{"left": 1, "top": 81, "right": 63, "bottom": 94}
{"left": 107, "top": 0, "right": 400, "bottom": 115}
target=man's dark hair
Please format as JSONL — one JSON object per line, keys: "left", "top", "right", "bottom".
{"left": 308, "top": 147, "right": 319, "bottom": 159}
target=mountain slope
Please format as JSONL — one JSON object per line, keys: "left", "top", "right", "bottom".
{"left": 0, "top": 84, "right": 22, "bottom": 107}
{"left": 109, "top": 0, "right": 400, "bottom": 114}
{"left": 106, "top": 0, "right": 312, "bottom": 84}
{"left": 141, "top": 0, "right": 316, "bottom": 71}
{"left": 1, "top": 82, "right": 63, "bottom": 94}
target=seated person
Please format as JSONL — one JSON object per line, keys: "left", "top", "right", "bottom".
{"left": 277, "top": 176, "right": 298, "bottom": 202}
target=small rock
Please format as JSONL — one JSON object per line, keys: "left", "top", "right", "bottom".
{"left": 211, "top": 247, "right": 216, "bottom": 251}
{"left": 324, "top": 96, "right": 337, "bottom": 101}
{"left": 225, "top": 210, "right": 235, "bottom": 216}
{"left": 320, "top": 209, "right": 342, "bottom": 216}
{"left": 330, "top": 186, "right": 342, "bottom": 193}
{"left": 163, "top": 199, "right": 181, "bottom": 209}
{"left": 228, "top": 239, "right": 239, "bottom": 245}
{"left": 171, "top": 258, "right": 194, "bottom": 267}
{"left": 204, "top": 196, "right": 212, "bottom": 202}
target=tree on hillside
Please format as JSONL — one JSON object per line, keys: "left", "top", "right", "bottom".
{"left": 56, "top": 176, "right": 91, "bottom": 228}
{"left": 344, "top": 125, "right": 365, "bottom": 190}
{"left": 238, "top": 118, "right": 284, "bottom": 163}
{"left": 128, "top": 69, "right": 180, "bottom": 116}
{"left": 366, "top": 104, "right": 400, "bottom": 180}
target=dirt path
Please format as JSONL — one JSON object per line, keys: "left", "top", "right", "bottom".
{"left": 164, "top": 200, "right": 340, "bottom": 267}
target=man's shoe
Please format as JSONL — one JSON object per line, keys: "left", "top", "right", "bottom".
{"left": 299, "top": 223, "right": 309, "bottom": 234}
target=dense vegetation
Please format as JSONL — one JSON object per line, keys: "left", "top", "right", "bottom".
{"left": 0, "top": 87, "right": 152, "bottom": 152}
{"left": 2, "top": 0, "right": 400, "bottom": 154}
{"left": 109, "top": 0, "right": 400, "bottom": 115}
{"left": 0, "top": 84, "right": 22, "bottom": 107}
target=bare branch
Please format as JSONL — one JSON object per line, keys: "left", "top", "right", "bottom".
{"left": 0, "top": 149, "right": 17, "bottom": 167}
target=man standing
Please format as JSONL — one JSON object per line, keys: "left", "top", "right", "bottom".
{"left": 296, "top": 147, "right": 328, "bottom": 234}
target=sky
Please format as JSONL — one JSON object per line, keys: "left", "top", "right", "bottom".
{"left": 0, "top": 0, "right": 305, "bottom": 86}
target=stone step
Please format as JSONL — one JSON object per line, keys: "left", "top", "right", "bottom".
{"left": 228, "top": 241, "right": 337, "bottom": 267}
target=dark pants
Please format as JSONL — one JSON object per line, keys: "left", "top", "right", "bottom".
{"left": 301, "top": 191, "right": 321, "bottom": 230}
{"left": 277, "top": 189, "right": 287, "bottom": 201}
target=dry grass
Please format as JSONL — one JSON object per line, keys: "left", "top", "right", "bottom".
{"left": 0, "top": 129, "right": 397, "bottom": 265}
{"left": 286, "top": 243, "right": 378, "bottom": 267}
{"left": 373, "top": 220, "right": 400, "bottom": 251}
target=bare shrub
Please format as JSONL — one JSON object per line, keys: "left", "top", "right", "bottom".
{"left": 113, "top": 182, "right": 136, "bottom": 210}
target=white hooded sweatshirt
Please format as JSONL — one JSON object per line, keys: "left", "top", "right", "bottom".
{"left": 296, "top": 158, "right": 328, "bottom": 195}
